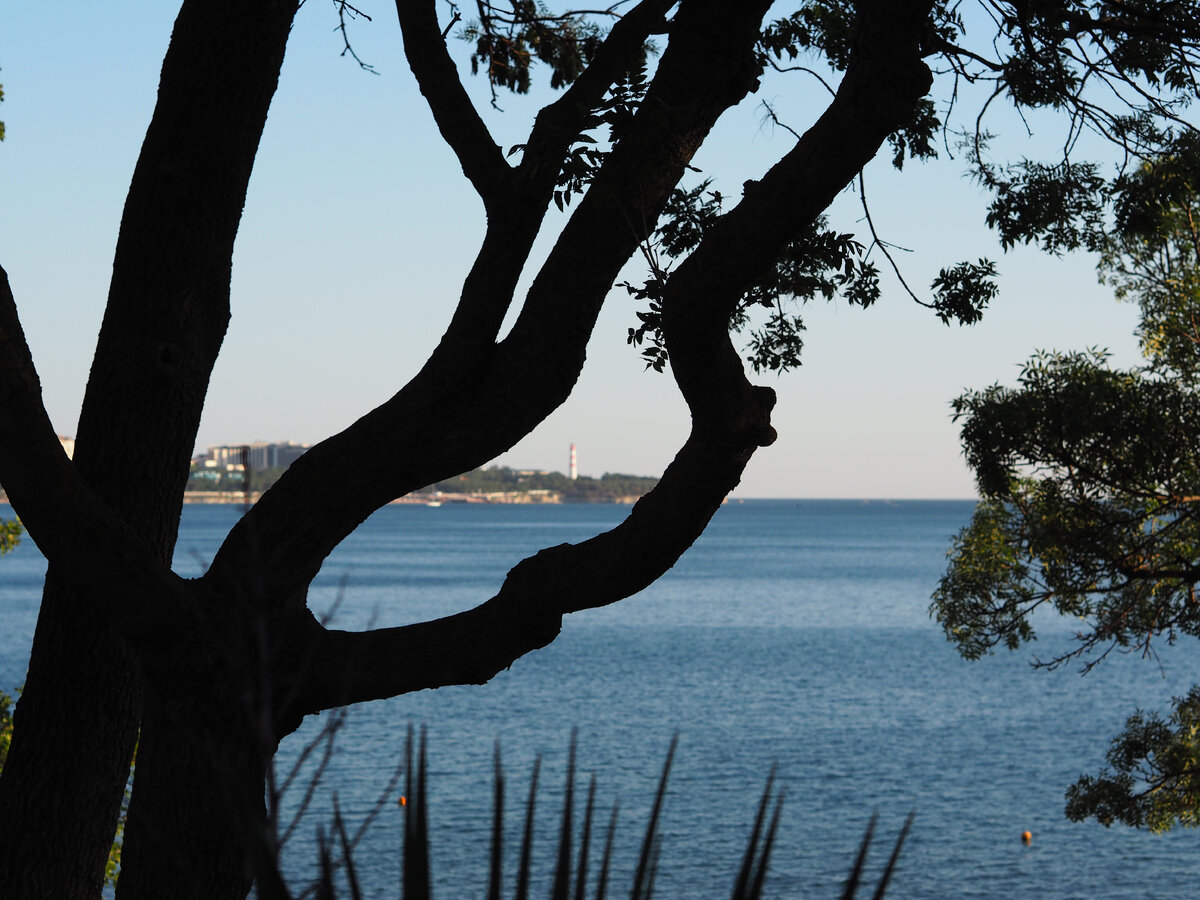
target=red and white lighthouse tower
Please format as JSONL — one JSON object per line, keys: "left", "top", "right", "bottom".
{"left": 569, "top": 443, "right": 578, "bottom": 480}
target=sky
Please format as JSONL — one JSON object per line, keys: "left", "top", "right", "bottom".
{"left": 0, "top": 2, "right": 1154, "bottom": 499}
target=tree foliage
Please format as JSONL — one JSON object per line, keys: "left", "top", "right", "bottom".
{"left": 461, "top": 1, "right": 611, "bottom": 97}
{"left": 933, "top": 138, "right": 1200, "bottom": 831}
{"left": 1104, "top": 132, "right": 1200, "bottom": 376}
{"left": 0, "top": 518, "right": 18, "bottom": 555}
{"left": 430, "top": 465, "right": 658, "bottom": 500}
{"left": 624, "top": 193, "right": 881, "bottom": 374}
{"left": 1065, "top": 686, "right": 1200, "bottom": 831}
{"left": 1, "top": 1, "right": 1199, "bottom": 896}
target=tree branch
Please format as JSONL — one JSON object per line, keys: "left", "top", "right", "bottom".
{"left": 74, "top": 0, "right": 300, "bottom": 556}
{"left": 290, "top": 402, "right": 774, "bottom": 716}
{"left": 206, "top": 0, "right": 776, "bottom": 617}
{"left": 395, "top": 0, "right": 515, "bottom": 211}
{"left": 283, "top": 0, "right": 938, "bottom": 716}
{"left": 663, "top": 0, "right": 934, "bottom": 411}
{"left": 393, "top": 0, "right": 673, "bottom": 367}
{"left": 0, "top": 6, "right": 300, "bottom": 887}
{"left": 0, "top": 265, "right": 185, "bottom": 636}
{"left": 518, "top": 0, "right": 673, "bottom": 184}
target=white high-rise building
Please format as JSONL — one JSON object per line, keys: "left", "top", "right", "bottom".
{"left": 569, "top": 443, "right": 577, "bottom": 480}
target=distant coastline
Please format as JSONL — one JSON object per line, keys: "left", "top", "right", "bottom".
{"left": 183, "top": 464, "right": 658, "bottom": 505}
{"left": 180, "top": 489, "right": 645, "bottom": 505}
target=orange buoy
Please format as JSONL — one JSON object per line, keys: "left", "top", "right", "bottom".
{"left": 1021, "top": 830, "right": 1032, "bottom": 845}
{"left": 398, "top": 796, "right": 407, "bottom": 807}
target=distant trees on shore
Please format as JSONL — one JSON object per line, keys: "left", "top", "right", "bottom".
{"left": 430, "top": 467, "right": 658, "bottom": 502}
{"left": 187, "top": 462, "right": 657, "bottom": 503}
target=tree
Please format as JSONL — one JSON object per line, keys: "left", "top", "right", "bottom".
{"left": 932, "top": 135, "right": 1200, "bottom": 832}
{"left": 0, "top": 1, "right": 1196, "bottom": 897}
{"left": 0, "top": 519, "right": 17, "bottom": 556}
{"left": 0, "top": 690, "right": 123, "bottom": 888}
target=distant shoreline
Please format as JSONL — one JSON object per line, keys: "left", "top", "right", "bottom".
{"left": 0, "top": 495, "right": 978, "bottom": 508}
{"left": 178, "top": 490, "right": 644, "bottom": 505}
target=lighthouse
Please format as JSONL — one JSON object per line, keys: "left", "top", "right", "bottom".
{"left": 569, "top": 443, "right": 578, "bottom": 480}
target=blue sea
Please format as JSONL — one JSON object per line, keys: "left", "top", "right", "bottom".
{"left": 2, "top": 500, "right": 1198, "bottom": 898}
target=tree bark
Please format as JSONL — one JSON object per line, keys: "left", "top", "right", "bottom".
{"left": 0, "top": 2, "right": 298, "bottom": 897}
{"left": 117, "top": 655, "right": 277, "bottom": 900}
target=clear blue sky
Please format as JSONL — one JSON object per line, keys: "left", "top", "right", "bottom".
{"left": 0, "top": 2, "right": 1147, "bottom": 498}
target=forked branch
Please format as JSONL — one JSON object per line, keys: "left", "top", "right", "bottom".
{"left": 205, "top": 1, "right": 775, "bottom": 619}
{"left": 0, "top": 266, "right": 185, "bottom": 636}
{"left": 287, "top": 0, "right": 937, "bottom": 716}
{"left": 395, "top": 0, "right": 515, "bottom": 210}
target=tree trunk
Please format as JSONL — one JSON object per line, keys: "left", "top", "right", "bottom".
{"left": 117, "top": 681, "right": 273, "bottom": 900}
{"left": 0, "top": 1, "right": 297, "bottom": 896}
{"left": 0, "top": 572, "right": 141, "bottom": 899}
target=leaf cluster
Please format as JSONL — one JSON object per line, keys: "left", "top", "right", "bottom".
{"left": 930, "top": 1, "right": 1200, "bottom": 255}
{"left": 1066, "top": 686, "right": 1200, "bottom": 832}
{"left": 934, "top": 349, "right": 1200, "bottom": 665}
{"left": 624, "top": 181, "right": 880, "bottom": 375}
{"left": 506, "top": 60, "right": 650, "bottom": 214}
{"left": 929, "top": 258, "right": 998, "bottom": 324}
{"left": 759, "top": 7, "right": 946, "bottom": 173}
{"left": 0, "top": 518, "right": 18, "bottom": 555}
{"left": 1102, "top": 132, "right": 1200, "bottom": 377}
{"left": 932, "top": 142, "right": 1200, "bottom": 831}
{"left": 0, "top": 690, "right": 11, "bottom": 766}
{"left": 756, "top": 1, "right": 859, "bottom": 72}
{"left": 886, "top": 98, "right": 940, "bottom": 171}
{"left": 983, "top": 160, "right": 1107, "bottom": 254}
{"left": 555, "top": 65, "right": 650, "bottom": 212}
{"left": 461, "top": 1, "right": 605, "bottom": 96}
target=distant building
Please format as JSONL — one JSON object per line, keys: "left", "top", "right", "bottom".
{"left": 206, "top": 445, "right": 248, "bottom": 471}
{"left": 248, "top": 440, "right": 310, "bottom": 470}
{"left": 202, "top": 441, "right": 310, "bottom": 472}
{"left": 569, "top": 443, "right": 577, "bottom": 480}
{"left": 58, "top": 435, "right": 75, "bottom": 459}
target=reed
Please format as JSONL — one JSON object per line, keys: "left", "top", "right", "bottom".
{"left": 261, "top": 728, "right": 912, "bottom": 900}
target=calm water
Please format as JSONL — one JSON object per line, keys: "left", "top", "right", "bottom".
{"left": 2, "top": 500, "right": 1198, "bottom": 897}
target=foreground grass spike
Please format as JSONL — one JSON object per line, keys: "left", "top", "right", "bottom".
{"left": 840, "top": 813, "right": 876, "bottom": 900}
{"left": 731, "top": 767, "right": 777, "bottom": 900}
{"left": 750, "top": 795, "right": 783, "bottom": 900}
{"left": 388, "top": 732, "right": 908, "bottom": 900}
{"left": 869, "top": 812, "right": 914, "bottom": 900}
{"left": 574, "top": 776, "right": 597, "bottom": 900}
{"left": 838, "top": 811, "right": 915, "bottom": 900}
{"left": 402, "top": 726, "right": 430, "bottom": 900}
{"left": 331, "top": 797, "right": 363, "bottom": 900}
{"left": 489, "top": 742, "right": 505, "bottom": 900}
{"left": 552, "top": 733, "right": 578, "bottom": 900}
{"left": 594, "top": 798, "right": 619, "bottom": 900}
{"left": 515, "top": 755, "right": 542, "bottom": 900}
{"left": 631, "top": 735, "right": 677, "bottom": 900}
{"left": 315, "top": 825, "right": 336, "bottom": 900}
{"left": 644, "top": 835, "right": 662, "bottom": 900}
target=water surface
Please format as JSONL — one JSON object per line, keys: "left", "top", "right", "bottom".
{"left": 2, "top": 500, "right": 1196, "bottom": 898}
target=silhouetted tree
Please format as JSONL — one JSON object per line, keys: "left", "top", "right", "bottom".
{"left": 0, "top": 2, "right": 1196, "bottom": 896}
{"left": 933, "top": 136, "right": 1200, "bottom": 832}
